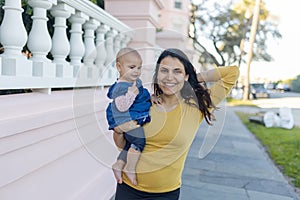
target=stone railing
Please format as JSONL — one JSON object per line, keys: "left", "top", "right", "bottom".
{"left": 0, "top": 0, "right": 133, "bottom": 94}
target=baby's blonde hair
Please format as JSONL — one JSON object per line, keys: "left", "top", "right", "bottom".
{"left": 116, "top": 47, "right": 141, "bottom": 63}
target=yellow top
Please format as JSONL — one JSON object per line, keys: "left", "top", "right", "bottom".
{"left": 123, "top": 66, "right": 240, "bottom": 193}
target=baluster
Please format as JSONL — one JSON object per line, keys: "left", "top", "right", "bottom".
{"left": 27, "top": 0, "right": 54, "bottom": 62}
{"left": 113, "top": 32, "right": 121, "bottom": 55}
{"left": 0, "top": 0, "right": 31, "bottom": 76}
{"left": 0, "top": 0, "right": 27, "bottom": 57}
{"left": 104, "top": 28, "right": 115, "bottom": 68}
{"left": 103, "top": 28, "right": 116, "bottom": 83}
{"left": 50, "top": 2, "right": 74, "bottom": 77}
{"left": 120, "top": 34, "right": 130, "bottom": 48}
{"left": 27, "top": 0, "right": 56, "bottom": 77}
{"left": 69, "top": 11, "right": 88, "bottom": 77}
{"left": 83, "top": 19, "right": 99, "bottom": 79}
{"left": 95, "top": 23, "right": 107, "bottom": 79}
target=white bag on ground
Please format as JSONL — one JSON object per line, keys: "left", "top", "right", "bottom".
{"left": 279, "top": 107, "right": 294, "bottom": 129}
{"left": 263, "top": 111, "right": 281, "bottom": 128}
{"left": 263, "top": 107, "right": 294, "bottom": 129}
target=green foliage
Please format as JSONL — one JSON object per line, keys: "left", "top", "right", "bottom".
{"left": 226, "top": 97, "right": 257, "bottom": 106}
{"left": 236, "top": 112, "right": 300, "bottom": 188}
{"left": 190, "top": 0, "right": 282, "bottom": 66}
{"left": 291, "top": 75, "right": 300, "bottom": 92}
{"left": 90, "top": 0, "right": 104, "bottom": 8}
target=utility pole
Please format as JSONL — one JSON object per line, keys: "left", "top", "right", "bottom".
{"left": 243, "top": 0, "right": 261, "bottom": 101}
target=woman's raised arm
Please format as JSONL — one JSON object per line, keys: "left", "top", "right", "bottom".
{"left": 197, "top": 66, "right": 239, "bottom": 83}
{"left": 198, "top": 66, "right": 239, "bottom": 106}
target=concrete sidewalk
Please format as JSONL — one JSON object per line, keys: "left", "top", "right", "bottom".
{"left": 180, "top": 107, "right": 300, "bottom": 200}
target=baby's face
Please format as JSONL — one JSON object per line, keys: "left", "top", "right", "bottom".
{"left": 117, "top": 54, "right": 142, "bottom": 82}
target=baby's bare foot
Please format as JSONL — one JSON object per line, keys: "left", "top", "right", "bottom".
{"left": 112, "top": 160, "right": 125, "bottom": 184}
{"left": 124, "top": 166, "right": 137, "bottom": 185}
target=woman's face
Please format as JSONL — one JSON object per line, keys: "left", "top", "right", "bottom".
{"left": 157, "top": 56, "right": 189, "bottom": 97}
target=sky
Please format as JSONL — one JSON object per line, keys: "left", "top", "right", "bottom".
{"left": 192, "top": 0, "right": 300, "bottom": 82}
{"left": 249, "top": 0, "right": 300, "bottom": 81}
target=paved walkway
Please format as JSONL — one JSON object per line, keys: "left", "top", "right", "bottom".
{"left": 180, "top": 106, "right": 300, "bottom": 200}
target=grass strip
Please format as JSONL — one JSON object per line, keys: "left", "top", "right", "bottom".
{"left": 236, "top": 112, "right": 300, "bottom": 188}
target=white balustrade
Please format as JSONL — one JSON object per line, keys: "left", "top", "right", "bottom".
{"left": 83, "top": 18, "right": 98, "bottom": 79}
{"left": 0, "top": 0, "right": 132, "bottom": 91}
{"left": 121, "top": 35, "right": 131, "bottom": 49}
{"left": 103, "top": 28, "right": 118, "bottom": 83}
{"left": 50, "top": 2, "right": 74, "bottom": 78}
{"left": 113, "top": 32, "right": 122, "bottom": 55}
{"left": 95, "top": 23, "right": 107, "bottom": 80}
{"left": 0, "top": 0, "right": 31, "bottom": 76}
{"left": 27, "top": 0, "right": 57, "bottom": 78}
{"left": 27, "top": 0, "right": 56, "bottom": 62}
{"left": 0, "top": 0, "right": 27, "bottom": 57}
{"left": 69, "top": 11, "right": 88, "bottom": 77}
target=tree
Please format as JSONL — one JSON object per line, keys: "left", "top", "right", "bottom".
{"left": 89, "top": 0, "right": 104, "bottom": 9}
{"left": 243, "top": 0, "right": 261, "bottom": 100}
{"left": 189, "top": 0, "right": 281, "bottom": 67}
{"left": 291, "top": 75, "right": 300, "bottom": 92}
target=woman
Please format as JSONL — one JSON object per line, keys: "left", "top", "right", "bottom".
{"left": 113, "top": 48, "right": 239, "bottom": 199}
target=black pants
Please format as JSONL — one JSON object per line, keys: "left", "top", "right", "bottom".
{"left": 115, "top": 183, "right": 180, "bottom": 200}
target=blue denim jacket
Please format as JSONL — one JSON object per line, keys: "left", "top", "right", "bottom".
{"left": 106, "top": 78, "right": 151, "bottom": 130}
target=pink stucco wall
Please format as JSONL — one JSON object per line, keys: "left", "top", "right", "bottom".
{"left": 158, "top": 0, "right": 191, "bottom": 35}
{"left": 105, "top": 0, "right": 198, "bottom": 79}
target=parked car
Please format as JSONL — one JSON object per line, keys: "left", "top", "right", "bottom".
{"left": 276, "top": 83, "right": 291, "bottom": 91}
{"left": 264, "top": 83, "right": 275, "bottom": 90}
{"left": 250, "top": 83, "right": 270, "bottom": 99}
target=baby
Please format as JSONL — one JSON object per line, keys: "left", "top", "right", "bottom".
{"left": 106, "top": 47, "right": 151, "bottom": 185}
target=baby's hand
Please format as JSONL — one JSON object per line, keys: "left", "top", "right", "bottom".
{"left": 151, "top": 94, "right": 162, "bottom": 104}
{"left": 128, "top": 81, "right": 139, "bottom": 95}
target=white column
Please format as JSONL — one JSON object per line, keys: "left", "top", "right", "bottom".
{"left": 104, "top": 28, "right": 118, "bottom": 83}
{"left": 50, "top": 2, "right": 74, "bottom": 77}
{"left": 104, "top": 28, "right": 115, "bottom": 68}
{"left": 120, "top": 35, "right": 131, "bottom": 48}
{"left": 0, "top": 0, "right": 27, "bottom": 57}
{"left": 83, "top": 19, "right": 99, "bottom": 79}
{"left": 27, "top": 0, "right": 56, "bottom": 78}
{"left": 27, "top": 0, "right": 55, "bottom": 62}
{"left": 113, "top": 32, "right": 122, "bottom": 55}
{"left": 83, "top": 19, "right": 99, "bottom": 66}
{"left": 95, "top": 23, "right": 108, "bottom": 78}
{"left": 68, "top": 11, "right": 88, "bottom": 77}
{"left": 0, "top": 0, "right": 31, "bottom": 76}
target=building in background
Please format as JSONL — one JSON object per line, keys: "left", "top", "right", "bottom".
{"left": 105, "top": 0, "right": 198, "bottom": 82}
{"left": 155, "top": 0, "right": 195, "bottom": 61}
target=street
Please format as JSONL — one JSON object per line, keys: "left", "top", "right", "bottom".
{"left": 252, "top": 91, "right": 300, "bottom": 108}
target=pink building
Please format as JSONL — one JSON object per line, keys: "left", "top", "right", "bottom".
{"left": 105, "top": 0, "right": 196, "bottom": 82}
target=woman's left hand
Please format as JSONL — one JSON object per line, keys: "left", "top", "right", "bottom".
{"left": 151, "top": 94, "right": 162, "bottom": 104}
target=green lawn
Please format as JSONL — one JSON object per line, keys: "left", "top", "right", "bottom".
{"left": 226, "top": 97, "right": 256, "bottom": 107}
{"left": 236, "top": 112, "right": 300, "bottom": 188}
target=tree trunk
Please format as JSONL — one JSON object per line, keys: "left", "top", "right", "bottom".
{"left": 243, "top": 0, "right": 261, "bottom": 101}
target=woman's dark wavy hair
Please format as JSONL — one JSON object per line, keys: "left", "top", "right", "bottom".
{"left": 153, "top": 48, "right": 216, "bottom": 124}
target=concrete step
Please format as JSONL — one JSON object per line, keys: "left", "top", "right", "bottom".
{"left": 0, "top": 89, "right": 117, "bottom": 200}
